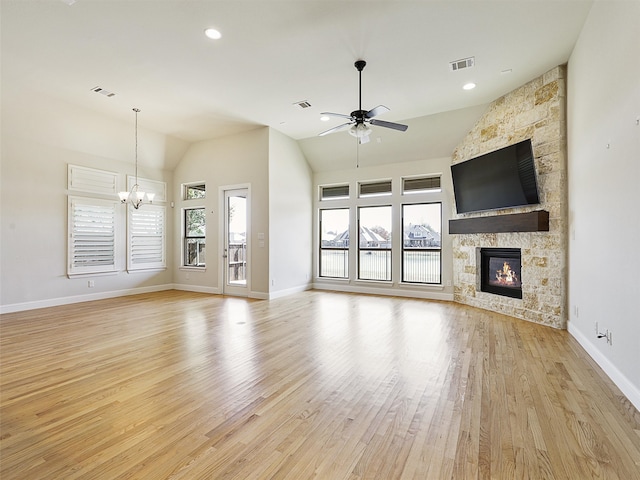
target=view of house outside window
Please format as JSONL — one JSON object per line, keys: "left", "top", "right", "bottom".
{"left": 317, "top": 180, "right": 442, "bottom": 285}
{"left": 402, "top": 203, "right": 441, "bottom": 283}
{"left": 358, "top": 205, "right": 392, "bottom": 281}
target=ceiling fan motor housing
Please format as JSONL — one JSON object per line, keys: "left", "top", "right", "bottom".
{"left": 351, "top": 109, "right": 368, "bottom": 123}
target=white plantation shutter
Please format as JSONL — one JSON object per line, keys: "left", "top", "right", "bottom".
{"left": 68, "top": 197, "right": 117, "bottom": 276}
{"left": 127, "top": 204, "right": 166, "bottom": 271}
{"left": 68, "top": 165, "right": 118, "bottom": 195}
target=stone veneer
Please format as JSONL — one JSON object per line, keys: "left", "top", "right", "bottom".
{"left": 451, "top": 66, "right": 567, "bottom": 329}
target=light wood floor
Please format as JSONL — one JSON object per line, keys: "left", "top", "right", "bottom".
{"left": 1, "top": 291, "right": 639, "bottom": 479}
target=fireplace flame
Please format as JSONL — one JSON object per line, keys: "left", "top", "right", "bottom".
{"left": 496, "top": 261, "right": 519, "bottom": 285}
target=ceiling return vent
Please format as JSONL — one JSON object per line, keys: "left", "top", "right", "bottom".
{"left": 90, "top": 86, "right": 116, "bottom": 97}
{"left": 449, "top": 57, "right": 475, "bottom": 72}
{"left": 293, "top": 100, "right": 312, "bottom": 109}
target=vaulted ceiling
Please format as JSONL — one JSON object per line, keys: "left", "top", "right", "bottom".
{"left": 1, "top": 0, "right": 593, "bottom": 171}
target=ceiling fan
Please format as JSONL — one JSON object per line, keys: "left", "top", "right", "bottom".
{"left": 319, "top": 60, "right": 408, "bottom": 144}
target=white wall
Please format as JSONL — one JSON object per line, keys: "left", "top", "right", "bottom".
{"left": 567, "top": 0, "right": 640, "bottom": 409}
{"left": 172, "top": 127, "right": 271, "bottom": 297}
{"left": 268, "top": 129, "right": 313, "bottom": 297}
{"left": 313, "top": 156, "right": 455, "bottom": 300}
{"left": 0, "top": 95, "right": 179, "bottom": 312}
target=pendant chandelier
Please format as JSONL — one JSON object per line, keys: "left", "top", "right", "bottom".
{"left": 118, "top": 108, "right": 154, "bottom": 209}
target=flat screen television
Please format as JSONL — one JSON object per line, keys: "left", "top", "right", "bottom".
{"left": 451, "top": 139, "right": 540, "bottom": 214}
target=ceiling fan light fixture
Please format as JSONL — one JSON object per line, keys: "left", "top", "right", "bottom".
{"left": 349, "top": 123, "right": 372, "bottom": 138}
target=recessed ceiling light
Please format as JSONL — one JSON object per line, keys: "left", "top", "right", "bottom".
{"left": 204, "top": 28, "right": 222, "bottom": 40}
{"left": 320, "top": 115, "right": 330, "bottom": 122}
{"left": 463, "top": 82, "right": 476, "bottom": 90}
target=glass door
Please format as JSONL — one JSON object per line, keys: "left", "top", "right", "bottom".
{"left": 223, "top": 189, "right": 248, "bottom": 296}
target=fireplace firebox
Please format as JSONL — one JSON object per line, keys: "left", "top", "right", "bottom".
{"left": 480, "top": 248, "right": 522, "bottom": 299}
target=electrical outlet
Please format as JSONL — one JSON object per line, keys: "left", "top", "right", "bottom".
{"left": 88, "top": 280, "right": 95, "bottom": 288}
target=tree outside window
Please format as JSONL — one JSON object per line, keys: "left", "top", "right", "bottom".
{"left": 184, "top": 207, "right": 205, "bottom": 266}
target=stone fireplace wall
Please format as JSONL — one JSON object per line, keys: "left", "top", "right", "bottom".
{"left": 451, "top": 66, "right": 567, "bottom": 329}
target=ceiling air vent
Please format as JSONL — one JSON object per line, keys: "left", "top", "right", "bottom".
{"left": 449, "top": 57, "right": 475, "bottom": 72}
{"left": 90, "top": 86, "right": 116, "bottom": 97}
{"left": 293, "top": 100, "right": 312, "bottom": 109}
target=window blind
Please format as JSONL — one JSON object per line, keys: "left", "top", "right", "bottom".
{"left": 68, "top": 197, "right": 117, "bottom": 276}
{"left": 403, "top": 176, "right": 441, "bottom": 194}
{"left": 128, "top": 205, "right": 166, "bottom": 271}
{"left": 359, "top": 180, "right": 392, "bottom": 197}
{"left": 321, "top": 184, "right": 350, "bottom": 200}
{"left": 68, "top": 165, "right": 118, "bottom": 195}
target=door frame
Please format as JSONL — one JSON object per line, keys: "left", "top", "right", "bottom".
{"left": 218, "top": 184, "right": 251, "bottom": 296}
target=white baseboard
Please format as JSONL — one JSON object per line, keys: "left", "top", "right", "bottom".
{"left": 265, "top": 284, "right": 311, "bottom": 300}
{"left": 312, "top": 282, "right": 454, "bottom": 302}
{"left": 249, "top": 291, "right": 269, "bottom": 300}
{"left": 568, "top": 321, "right": 640, "bottom": 411}
{"left": 0, "top": 284, "right": 174, "bottom": 314}
{"left": 172, "top": 283, "right": 221, "bottom": 295}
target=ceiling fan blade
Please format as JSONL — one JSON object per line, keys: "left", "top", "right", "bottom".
{"left": 320, "top": 112, "right": 353, "bottom": 120}
{"left": 365, "top": 105, "right": 390, "bottom": 119}
{"left": 318, "top": 122, "right": 353, "bottom": 136}
{"left": 369, "top": 118, "right": 408, "bottom": 132}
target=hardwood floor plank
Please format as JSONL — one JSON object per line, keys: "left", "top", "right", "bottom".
{"left": 2, "top": 290, "right": 640, "bottom": 479}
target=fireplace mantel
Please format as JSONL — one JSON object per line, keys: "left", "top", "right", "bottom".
{"left": 449, "top": 210, "right": 549, "bottom": 234}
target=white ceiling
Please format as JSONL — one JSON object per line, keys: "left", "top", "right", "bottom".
{"left": 1, "top": 0, "right": 593, "bottom": 171}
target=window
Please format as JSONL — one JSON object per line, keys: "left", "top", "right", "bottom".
{"left": 320, "top": 184, "right": 349, "bottom": 200}
{"left": 402, "top": 175, "right": 441, "bottom": 194}
{"left": 358, "top": 206, "right": 392, "bottom": 281}
{"left": 402, "top": 203, "right": 442, "bottom": 284}
{"left": 319, "top": 208, "right": 349, "bottom": 278}
{"left": 359, "top": 180, "right": 392, "bottom": 198}
{"left": 68, "top": 196, "right": 117, "bottom": 276}
{"left": 184, "top": 183, "right": 206, "bottom": 200}
{"left": 128, "top": 204, "right": 166, "bottom": 271}
{"left": 184, "top": 207, "right": 205, "bottom": 267}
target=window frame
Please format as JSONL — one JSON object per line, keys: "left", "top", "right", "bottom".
{"left": 319, "top": 208, "right": 349, "bottom": 279}
{"left": 320, "top": 184, "right": 350, "bottom": 201}
{"left": 357, "top": 205, "right": 392, "bottom": 282}
{"left": 401, "top": 202, "right": 442, "bottom": 285}
{"left": 402, "top": 175, "right": 442, "bottom": 195}
{"left": 358, "top": 180, "right": 392, "bottom": 198}
{"left": 127, "top": 204, "right": 166, "bottom": 272}
{"left": 183, "top": 182, "right": 206, "bottom": 200}
{"left": 183, "top": 206, "right": 206, "bottom": 268}
{"left": 67, "top": 196, "right": 118, "bottom": 277}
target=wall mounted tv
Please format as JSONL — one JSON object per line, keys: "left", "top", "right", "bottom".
{"left": 451, "top": 139, "right": 540, "bottom": 214}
